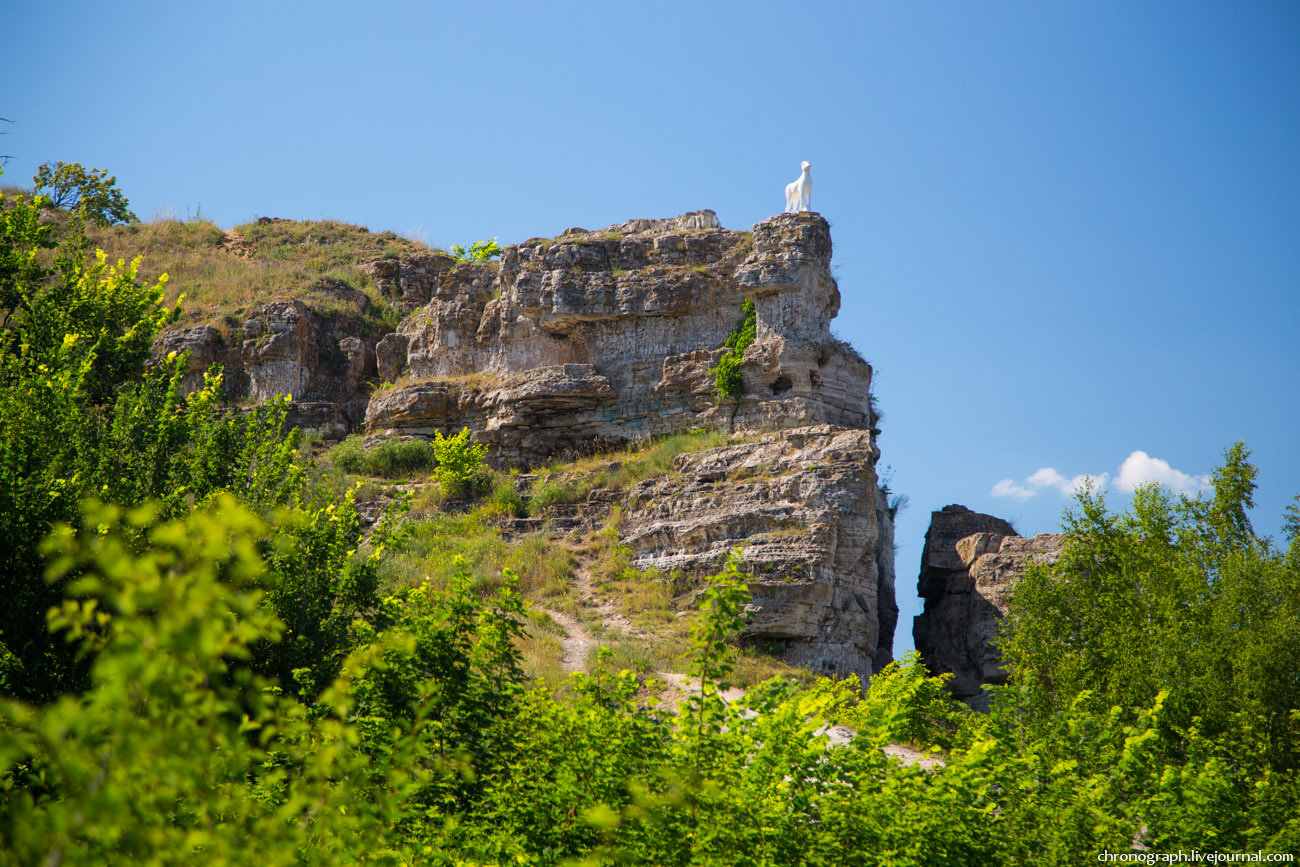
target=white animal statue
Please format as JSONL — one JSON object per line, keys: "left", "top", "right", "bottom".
{"left": 784, "top": 161, "right": 812, "bottom": 213}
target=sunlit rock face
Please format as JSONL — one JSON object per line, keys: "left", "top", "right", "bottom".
{"left": 362, "top": 211, "right": 874, "bottom": 466}
{"left": 618, "top": 425, "right": 893, "bottom": 683}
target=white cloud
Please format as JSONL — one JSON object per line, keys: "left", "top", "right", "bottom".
{"left": 992, "top": 450, "right": 1209, "bottom": 502}
{"left": 992, "top": 467, "right": 1108, "bottom": 500}
{"left": 1114, "top": 450, "right": 1210, "bottom": 496}
{"left": 991, "top": 478, "right": 1036, "bottom": 501}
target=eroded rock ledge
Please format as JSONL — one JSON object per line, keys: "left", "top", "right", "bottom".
{"left": 619, "top": 425, "right": 895, "bottom": 682}
{"left": 364, "top": 210, "right": 874, "bottom": 466}
{"left": 914, "top": 505, "right": 1066, "bottom": 710}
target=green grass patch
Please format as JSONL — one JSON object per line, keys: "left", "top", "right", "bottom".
{"left": 378, "top": 512, "right": 575, "bottom": 602}
{"left": 328, "top": 435, "right": 436, "bottom": 478}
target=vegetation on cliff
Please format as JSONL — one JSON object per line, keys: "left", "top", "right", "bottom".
{"left": 1, "top": 180, "right": 1297, "bottom": 863}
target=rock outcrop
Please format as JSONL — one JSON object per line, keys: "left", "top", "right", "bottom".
{"left": 619, "top": 425, "right": 893, "bottom": 681}
{"left": 151, "top": 209, "right": 896, "bottom": 685}
{"left": 364, "top": 210, "right": 875, "bottom": 466}
{"left": 914, "top": 505, "right": 1066, "bottom": 710}
{"left": 153, "top": 295, "right": 382, "bottom": 438}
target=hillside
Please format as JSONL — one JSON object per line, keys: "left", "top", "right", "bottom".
{"left": 4, "top": 187, "right": 1297, "bottom": 862}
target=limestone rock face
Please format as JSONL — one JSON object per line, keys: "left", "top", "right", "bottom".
{"left": 619, "top": 426, "right": 893, "bottom": 682}
{"left": 914, "top": 505, "right": 1066, "bottom": 710}
{"left": 149, "top": 209, "right": 896, "bottom": 685}
{"left": 365, "top": 211, "right": 875, "bottom": 466}
{"left": 151, "top": 296, "right": 382, "bottom": 438}
{"left": 153, "top": 325, "right": 238, "bottom": 395}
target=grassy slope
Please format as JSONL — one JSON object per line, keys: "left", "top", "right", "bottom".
{"left": 4, "top": 190, "right": 815, "bottom": 691}
{"left": 323, "top": 430, "right": 819, "bottom": 692}
{"left": 82, "top": 216, "right": 436, "bottom": 330}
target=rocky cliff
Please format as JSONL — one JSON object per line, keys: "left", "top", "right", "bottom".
{"left": 914, "top": 505, "right": 1066, "bottom": 709}
{"left": 363, "top": 210, "right": 875, "bottom": 466}
{"left": 621, "top": 426, "right": 895, "bottom": 678}
{"left": 153, "top": 290, "right": 381, "bottom": 439}
{"left": 152, "top": 208, "right": 895, "bottom": 685}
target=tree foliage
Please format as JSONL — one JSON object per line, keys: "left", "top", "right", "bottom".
{"left": 432, "top": 426, "right": 490, "bottom": 497}
{"left": 33, "top": 161, "right": 137, "bottom": 226}
{"left": 0, "top": 183, "right": 376, "bottom": 703}
{"left": 448, "top": 238, "right": 504, "bottom": 263}
{"left": 1000, "top": 443, "right": 1300, "bottom": 771}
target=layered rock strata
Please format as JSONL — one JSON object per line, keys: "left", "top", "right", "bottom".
{"left": 153, "top": 295, "right": 381, "bottom": 438}
{"left": 619, "top": 425, "right": 894, "bottom": 681}
{"left": 151, "top": 209, "right": 895, "bottom": 683}
{"left": 364, "top": 210, "right": 874, "bottom": 466}
{"left": 914, "top": 505, "right": 1066, "bottom": 710}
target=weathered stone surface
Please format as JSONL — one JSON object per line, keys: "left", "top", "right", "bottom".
{"left": 364, "top": 253, "right": 460, "bottom": 311}
{"left": 153, "top": 294, "right": 386, "bottom": 439}
{"left": 376, "top": 333, "right": 409, "bottom": 384}
{"left": 914, "top": 504, "right": 1067, "bottom": 710}
{"left": 150, "top": 209, "right": 897, "bottom": 686}
{"left": 619, "top": 426, "right": 892, "bottom": 682}
{"left": 153, "top": 325, "right": 232, "bottom": 394}
{"left": 365, "top": 211, "right": 875, "bottom": 466}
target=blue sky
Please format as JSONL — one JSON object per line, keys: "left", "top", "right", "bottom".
{"left": 7, "top": 1, "right": 1298, "bottom": 655}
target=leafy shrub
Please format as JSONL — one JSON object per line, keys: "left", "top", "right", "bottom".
{"left": 432, "top": 426, "right": 490, "bottom": 497}
{"left": 368, "top": 438, "right": 437, "bottom": 477}
{"left": 483, "top": 476, "right": 528, "bottom": 518}
{"left": 848, "top": 651, "right": 978, "bottom": 751}
{"left": 327, "top": 433, "right": 367, "bottom": 473}
{"left": 449, "top": 237, "right": 504, "bottom": 262}
{"left": 713, "top": 298, "right": 755, "bottom": 400}
{"left": 713, "top": 353, "right": 744, "bottom": 400}
{"left": 327, "top": 434, "right": 437, "bottom": 478}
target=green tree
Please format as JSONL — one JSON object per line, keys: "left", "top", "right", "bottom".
{"left": 33, "top": 161, "right": 137, "bottom": 226}
{"left": 999, "top": 443, "right": 1300, "bottom": 771}
{"left": 0, "top": 183, "right": 376, "bottom": 703}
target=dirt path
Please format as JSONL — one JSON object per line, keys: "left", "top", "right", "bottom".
{"left": 540, "top": 605, "right": 598, "bottom": 673}
{"left": 221, "top": 229, "right": 252, "bottom": 258}
{"left": 535, "top": 554, "right": 645, "bottom": 675}
{"left": 537, "top": 548, "right": 940, "bottom": 769}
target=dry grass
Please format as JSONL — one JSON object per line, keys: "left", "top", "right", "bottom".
{"left": 518, "top": 610, "right": 569, "bottom": 686}
{"left": 83, "top": 216, "right": 435, "bottom": 329}
{"left": 525, "top": 428, "right": 738, "bottom": 509}
{"left": 371, "top": 370, "right": 500, "bottom": 398}
{"left": 359, "top": 429, "right": 818, "bottom": 690}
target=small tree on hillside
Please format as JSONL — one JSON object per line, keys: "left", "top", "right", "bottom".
{"left": 33, "top": 160, "right": 136, "bottom": 225}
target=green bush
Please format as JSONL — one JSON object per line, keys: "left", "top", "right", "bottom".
{"left": 713, "top": 298, "right": 755, "bottom": 400}
{"left": 327, "top": 434, "right": 437, "bottom": 478}
{"left": 432, "top": 426, "right": 490, "bottom": 497}
{"left": 327, "top": 434, "right": 366, "bottom": 473}
{"left": 484, "top": 476, "right": 528, "bottom": 518}
{"left": 449, "top": 237, "right": 504, "bottom": 262}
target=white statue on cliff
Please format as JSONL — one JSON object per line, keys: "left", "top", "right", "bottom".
{"left": 784, "top": 161, "right": 812, "bottom": 213}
